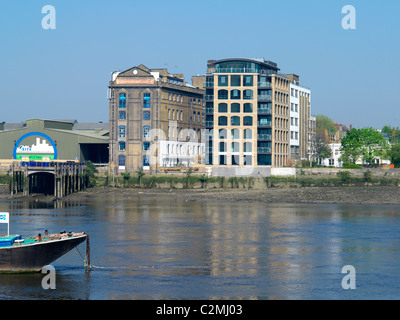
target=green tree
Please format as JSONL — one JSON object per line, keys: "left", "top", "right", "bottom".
{"left": 85, "top": 161, "right": 98, "bottom": 187}
{"left": 316, "top": 115, "right": 337, "bottom": 134}
{"left": 136, "top": 169, "right": 145, "bottom": 187}
{"left": 315, "top": 131, "right": 332, "bottom": 164}
{"left": 388, "top": 144, "right": 400, "bottom": 168}
{"left": 340, "top": 127, "right": 389, "bottom": 165}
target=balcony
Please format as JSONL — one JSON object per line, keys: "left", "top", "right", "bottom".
{"left": 205, "top": 108, "right": 214, "bottom": 114}
{"left": 215, "top": 67, "right": 258, "bottom": 73}
{"left": 205, "top": 121, "right": 214, "bottom": 127}
{"left": 257, "top": 107, "right": 272, "bottom": 114}
{"left": 257, "top": 120, "right": 272, "bottom": 127}
{"left": 257, "top": 147, "right": 272, "bottom": 153}
{"left": 258, "top": 95, "right": 272, "bottom": 102}
{"left": 258, "top": 82, "right": 272, "bottom": 89}
{"left": 204, "top": 95, "right": 214, "bottom": 101}
{"left": 257, "top": 134, "right": 272, "bottom": 140}
{"left": 204, "top": 82, "right": 214, "bottom": 88}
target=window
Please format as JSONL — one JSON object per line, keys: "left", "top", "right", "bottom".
{"left": 244, "top": 129, "right": 252, "bottom": 139}
{"left": 219, "top": 129, "right": 227, "bottom": 139}
{"left": 230, "top": 75, "right": 241, "bottom": 87}
{"left": 231, "top": 103, "right": 240, "bottom": 113}
{"left": 218, "top": 89, "right": 228, "bottom": 99}
{"left": 244, "top": 142, "right": 252, "bottom": 153}
{"left": 231, "top": 155, "right": 239, "bottom": 166}
{"left": 219, "top": 142, "right": 227, "bottom": 152}
{"left": 244, "top": 103, "right": 253, "bottom": 113}
{"left": 329, "top": 159, "right": 335, "bottom": 166}
{"left": 218, "top": 116, "right": 228, "bottom": 126}
{"left": 143, "top": 126, "right": 150, "bottom": 138}
{"left": 143, "top": 93, "right": 151, "bottom": 108}
{"left": 143, "top": 111, "right": 150, "bottom": 121}
{"left": 218, "top": 103, "right": 228, "bottom": 113}
{"left": 219, "top": 155, "right": 227, "bottom": 165}
{"left": 244, "top": 155, "right": 252, "bottom": 166}
{"left": 119, "top": 93, "right": 126, "bottom": 108}
{"left": 218, "top": 75, "right": 228, "bottom": 87}
{"left": 243, "top": 116, "right": 253, "bottom": 126}
{"left": 119, "top": 111, "right": 126, "bottom": 120}
{"left": 143, "top": 142, "right": 150, "bottom": 151}
{"left": 231, "top": 89, "right": 241, "bottom": 100}
{"left": 143, "top": 155, "right": 150, "bottom": 167}
{"left": 243, "top": 89, "right": 253, "bottom": 100}
{"left": 118, "top": 125, "right": 126, "bottom": 138}
{"left": 118, "top": 155, "right": 126, "bottom": 166}
{"left": 231, "top": 116, "right": 240, "bottom": 126}
{"left": 232, "top": 142, "right": 239, "bottom": 153}
{"left": 168, "top": 109, "right": 171, "bottom": 119}
{"left": 231, "top": 129, "right": 240, "bottom": 140}
{"left": 118, "top": 141, "right": 126, "bottom": 151}
{"left": 243, "top": 75, "right": 253, "bottom": 87}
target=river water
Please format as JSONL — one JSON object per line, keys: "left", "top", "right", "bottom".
{"left": 1, "top": 193, "right": 400, "bottom": 300}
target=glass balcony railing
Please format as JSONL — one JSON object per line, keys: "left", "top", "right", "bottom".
{"left": 258, "top": 95, "right": 272, "bottom": 102}
{"left": 257, "top": 147, "right": 272, "bottom": 153}
{"left": 205, "top": 121, "right": 214, "bottom": 127}
{"left": 204, "top": 82, "right": 214, "bottom": 88}
{"left": 258, "top": 82, "right": 272, "bottom": 89}
{"left": 257, "top": 108, "right": 272, "bottom": 114}
{"left": 257, "top": 134, "right": 272, "bottom": 140}
{"left": 205, "top": 95, "right": 214, "bottom": 101}
{"left": 257, "top": 120, "right": 272, "bottom": 127}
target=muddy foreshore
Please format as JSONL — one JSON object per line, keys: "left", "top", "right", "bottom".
{"left": 2, "top": 183, "right": 400, "bottom": 206}
{"left": 62, "top": 185, "right": 400, "bottom": 206}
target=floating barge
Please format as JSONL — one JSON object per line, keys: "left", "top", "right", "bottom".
{"left": 0, "top": 232, "right": 88, "bottom": 273}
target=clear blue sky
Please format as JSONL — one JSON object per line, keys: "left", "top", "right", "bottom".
{"left": 1, "top": 0, "right": 399, "bottom": 129}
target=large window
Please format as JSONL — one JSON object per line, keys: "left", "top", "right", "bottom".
{"left": 243, "top": 90, "right": 253, "bottom": 100}
{"left": 244, "top": 103, "right": 253, "bottom": 113}
{"left": 231, "top": 103, "right": 240, "bottom": 113}
{"left": 219, "top": 155, "right": 227, "bottom": 165}
{"left": 231, "top": 129, "right": 240, "bottom": 140}
{"left": 231, "top": 116, "right": 240, "bottom": 126}
{"left": 219, "top": 129, "right": 227, "bottom": 139}
{"left": 231, "top": 142, "right": 240, "bottom": 153}
{"left": 231, "top": 155, "right": 239, "bottom": 166}
{"left": 231, "top": 90, "right": 241, "bottom": 100}
{"left": 243, "top": 116, "right": 253, "bottom": 126}
{"left": 143, "top": 93, "right": 151, "bottom": 108}
{"left": 230, "top": 75, "right": 241, "bottom": 87}
{"left": 219, "top": 142, "right": 227, "bottom": 152}
{"left": 244, "top": 129, "right": 252, "bottom": 139}
{"left": 218, "top": 90, "right": 228, "bottom": 99}
{"left": 243, "top": 142, "right": 252, "bottom": 152}
{"left": 118, "top": 125, "right": 126, "bottom": 138}
{"left": 243, "top": 75, "right": 253, "bottom": 86}
{"left": 143, "top": 155, "right": 150, "bottom": 167}
{"left": 119, "top": 93, "right": 126, "bottom": 108}
{"left": 218, "top": 75, "right": 228, "bottom": 87}
{"left": 218, "top": 116, "right": 228, "bottom": 126}
{"left": 218, "top": 103, "right": 228, "bottom": 113}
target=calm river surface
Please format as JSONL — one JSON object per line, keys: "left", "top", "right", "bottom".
{"left": 1, "top": 193, "right": 400, "bottom": 300}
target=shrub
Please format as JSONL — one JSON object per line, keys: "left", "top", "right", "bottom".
{"left": 337, "top": 170, "right": 351, "bottom": 182}
{"left": 363, "top": 170, "right": 372, "bottom": 181}
{"left": 342, "top": 163, "right": 363, "bottom": 169}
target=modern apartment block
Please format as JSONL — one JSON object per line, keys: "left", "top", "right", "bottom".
{"left": 287, "top": 74, "right": 311, "bottom": 161}
{"left": 204, "top": 58, "right": 290, "bottom": 169}
{"left": 109, "top": 64, "right": 205, "bottom": 172}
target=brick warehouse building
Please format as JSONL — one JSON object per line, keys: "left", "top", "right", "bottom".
{"left": 108, "top": 65, "right": 205, "bottom": 173}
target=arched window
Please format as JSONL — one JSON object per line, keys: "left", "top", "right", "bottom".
{"left": 244, "top": 142, "right": 252, "bottom": 153}
{"left": 218, "top": 103, "right": 228, "bottom": 113}
{"left": 243, "top": 129, "right": 252, "bottom": 139}
{"left": 218, "top": 116, "right": 228, "bottom": 126}
{"left": 219, "top": 129, "right": 227, "bottom": 139}
{"left": 119, "top": 93, "right": 126, "bottom": 108}
{"left": 243, "top": 116, "right": 253, "bottom": 126}
{"left": 231, "top": 129, "right": 240, "bottom": 140}
{"left": 218, "top": 90, "right": 228, "bottom": 100}
{"left": 231, "top": 103, "right": 240, "bottom": 113}
{"left": 243, "top": 90, "right": 253, "bottom": 100}
{"left": 244, "top": 103, "right": 253, "bottom": 113}
{"left": 231, "top": 116, "right": 240, "bottom": 126}
{"left": 230, "top": 90, "right": 241, "bottom": 100}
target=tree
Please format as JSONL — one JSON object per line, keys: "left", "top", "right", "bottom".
{"left": 314, "top": 131, "right": 332, "bottom": 164}
{"left": 316, "top": 115, "right": 337, "bottom": 134}
{"left": 136, "top": 169, "right": 145, "bottom": 188}
{"left": 388, "top": 144, "right": 400, "bottom": 168}
{"left": 340, "top": 127, "right": 389, "bottom": 165}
